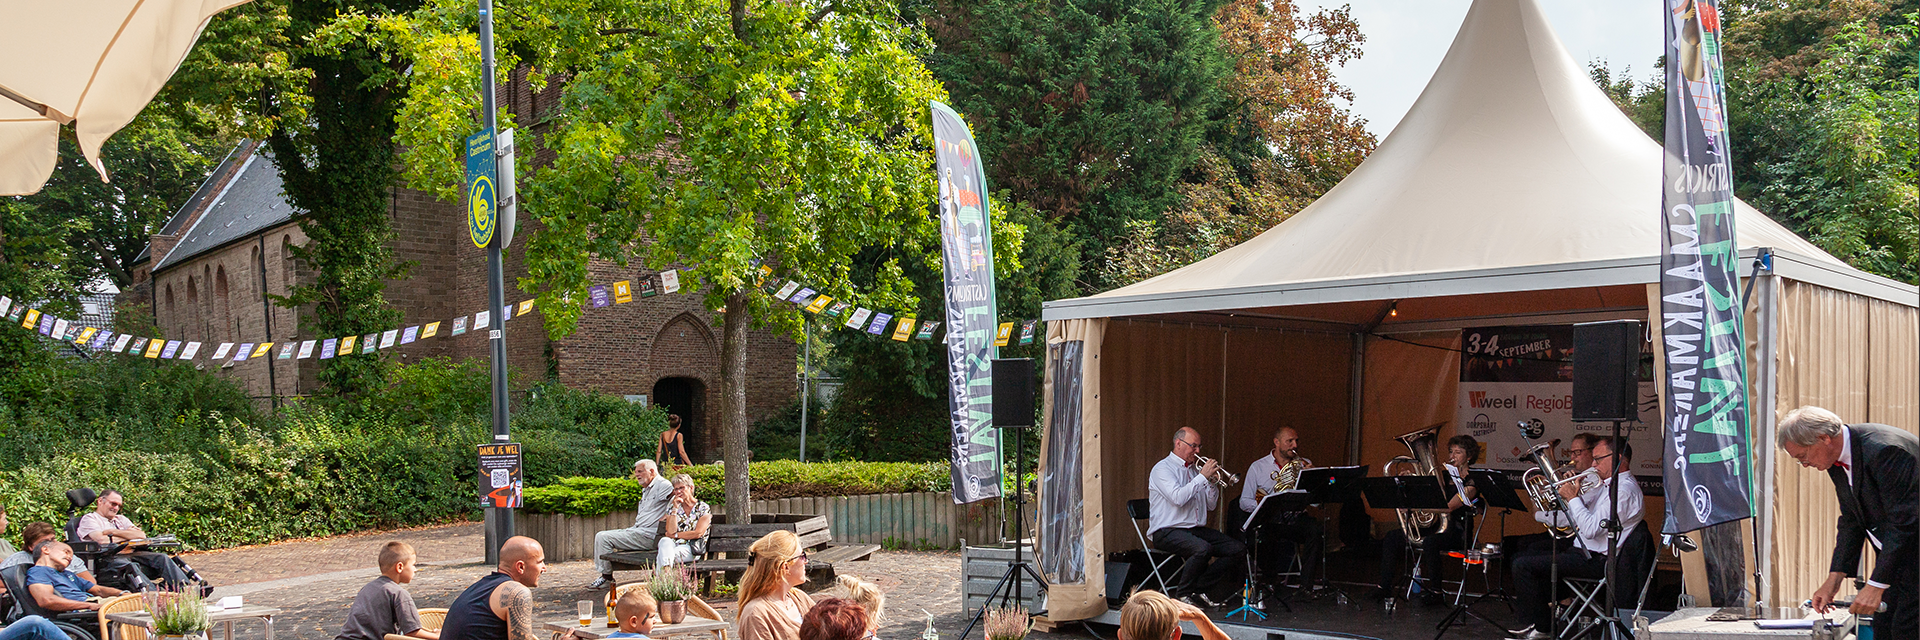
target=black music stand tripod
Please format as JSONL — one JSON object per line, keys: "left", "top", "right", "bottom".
{"left": 959, "top": 360, "right": 1048, "bottom": 640}
{"left": 1233, "top": 489, "right": 1315, "bottom": 618}
{"left": 1298, "top": 465, "right": 1368, "bottom": 602}
{"left": 1434, "top": 470, "right": 1526, "bottom": 639}
{"left": 1362, "top": 475, "right": 1455, "bottom": 600}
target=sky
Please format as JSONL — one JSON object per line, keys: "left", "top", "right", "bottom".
{"left": 1292, "top": 0, "right": 1664, "bottom": 137}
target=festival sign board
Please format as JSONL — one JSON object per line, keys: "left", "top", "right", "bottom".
{"left": 931, "top": 100, "right": 1002, "bottom": 504}
{"left": 478, "top": 442, "right": 524, "bottom": 508}
{"left": 1456, "top": 325, "right": 1662, "bottom": 494}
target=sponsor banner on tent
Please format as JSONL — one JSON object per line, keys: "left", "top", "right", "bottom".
{"left": 1457, "top": 325, "right": 1663, "bottom": 494}
{"left": 932, "top": 100, "right": 1003, "bottom": 504}
{"left": 1659, "top": 0, "right": 1752, "bottom": 533}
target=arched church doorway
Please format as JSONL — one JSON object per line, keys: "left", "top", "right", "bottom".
{"left": 652, "top": 377, "right": 707, "bottom": 461}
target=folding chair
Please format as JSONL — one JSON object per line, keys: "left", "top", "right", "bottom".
{"left": 1125, "top": 499, "right": 1188, "bottom": 595}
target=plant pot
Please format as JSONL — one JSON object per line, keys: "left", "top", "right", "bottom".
{"left": 157, "top": 632, "right": 208, "bottom": 640}
{"left": 659, "top": 600, "right": 687, "bottom": 625}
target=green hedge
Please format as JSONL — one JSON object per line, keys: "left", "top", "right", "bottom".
{"left": 523, "top": 460, "right": 953, "bottom": 516}
{"left": 0, "top": 358, "right": 670, "bottom": 551}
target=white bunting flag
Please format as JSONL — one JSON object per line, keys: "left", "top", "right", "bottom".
{"left": 297, "top": 340, "right": 316, "bottom": 359}
{"left": 474, "top": 311, "right": 491, "bottom": 330}
{"left": 112, "top": 334, "right": 134, "bottom": 353}
{"left": 846, "top": 308, "right": 873, "bottom": 329}
{"left": 0, "top": 296, "right": 10, "bottom": 316}
{"left": 775, "top": 281, "right": 801, "bottom": 300}
{"left": 379, "top": 329, "right": 398, "bottom": 348}
{"left": 179, "top": 342, "right": 202, "bottom": 360}
{"left": 661, "top": 269, "right": 681, "bottom": 294}
{"left": 51, "top": 319, "right": 69, "bottom": 339}
{"left": 211, "top": 343, "right": 234, "bottom": 360}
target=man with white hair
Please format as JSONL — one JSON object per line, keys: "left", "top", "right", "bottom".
{"left": 1777, "top": 406, "right": 1916, "bottom": 640}
{"left": 590, "top": 459, "right": 675, "bottom": 589}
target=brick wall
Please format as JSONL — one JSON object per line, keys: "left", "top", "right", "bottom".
{"left": 150, "top": 222, "right": 306, "bottom": 405}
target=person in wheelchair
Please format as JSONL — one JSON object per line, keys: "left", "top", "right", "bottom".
{"left": 74, "top": 491, "right": 192, "bottom": 592}
{"left": 2, "top": 523, "right": 101, "bottom": 585}
{"left": 26, "top": 542, "right": 123, "bottom": 612}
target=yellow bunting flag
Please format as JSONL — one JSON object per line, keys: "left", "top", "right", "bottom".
{"left": 613, "top": 280, "right": 634, "bottom": 303}
{"left": 805, "top": 295, "right": 833, "bottom": 314}
{"left": 144, "top": 339, "right": 165, "bottom": 358}
{"left": 422, "top": 322, "right": 441, "bottom": 338}
{"left": 994, "top": 322, "right": 1015, "bottom": 347}
{"left": 22, "top": 309, "right": 39, "bottom": 329}
{"left": 339, "top": 335, "right": 357, "bottom": 354}
{"left": 891, "top": 318, "right": 915, "bottom": 341}
{"left": 252, "top": 343, "right": 275, "bottom": 359}
{"left": 517, "top": 300, "right": 535, "bottom": 316}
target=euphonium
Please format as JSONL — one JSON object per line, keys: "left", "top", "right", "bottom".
{"left": 1519, "top": 439, "right": 1578, "bottom": 539}
{"left": 1382, "top": 424, "right": 1450, "bottom": 546}
{"left": 1190, "top": 455, "right": 1241, "bottom": 488}
{"left": 1274, "top": 455, "right": 1310, "bottom": 492}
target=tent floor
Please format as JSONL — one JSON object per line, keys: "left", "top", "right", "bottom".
{"left": 1065, "top": 547, "right": 1521, "bottom": 640}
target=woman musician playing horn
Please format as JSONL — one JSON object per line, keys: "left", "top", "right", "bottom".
{"left": 1372, "top": 431, "right": 1481, "bottom": 605}
{"left": 1237, "top": 427, "right": 1324, "bottom": 593}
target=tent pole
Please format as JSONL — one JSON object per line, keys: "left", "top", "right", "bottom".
{"left": 1347, "top": 332, "right": 1364, "bottom": 466}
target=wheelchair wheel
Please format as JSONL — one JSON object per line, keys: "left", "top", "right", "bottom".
{"left": 51, "top": 620, "right": 98, "bottom": 640}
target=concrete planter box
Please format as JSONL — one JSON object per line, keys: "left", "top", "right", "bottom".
{"left": 517, "top": 491, "right": 1007, "bottom": 563}
{"left": 963, "top": 542, "right": 1045, "bottom": 615}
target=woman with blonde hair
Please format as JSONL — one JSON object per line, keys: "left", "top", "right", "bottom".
{"left": 736, "top": 531, "right": 816, "bottom": 640}
{"left": 1119, "top": 591, "right": 1228, "bottom": 640}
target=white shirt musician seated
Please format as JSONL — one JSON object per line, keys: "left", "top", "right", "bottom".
{"left": 1238, "top": 427, "right": 1323, "bottom": 589}
{"left": 1506, "top": 436, "right": 1643, "bottom": 640}
{"left": 1148, "top": 427, "right": 1248, "bottom": 609}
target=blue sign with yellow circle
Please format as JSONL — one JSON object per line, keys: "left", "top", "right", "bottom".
{"left": 466, "top": 129, "right": 497, "bottom": 248}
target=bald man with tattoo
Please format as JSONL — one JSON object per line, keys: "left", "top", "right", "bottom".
{"left": 440, "top": 537, "right": 575, "bottom": 640}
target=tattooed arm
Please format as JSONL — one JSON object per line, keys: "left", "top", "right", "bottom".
{"left": 490, "top": 581, "right": 570, "bottom": 640}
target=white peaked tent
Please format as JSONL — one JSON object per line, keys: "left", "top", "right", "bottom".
{"left": 1033, "top": 0, "right": 1917, "bottom": 622}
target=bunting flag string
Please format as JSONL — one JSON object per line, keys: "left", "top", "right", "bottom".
{"left": 0, "top": 265, "right": 1042, "bottom": 367}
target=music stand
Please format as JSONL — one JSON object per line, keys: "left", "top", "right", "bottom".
{"left": 1433, "top": 470, "right": 1526, "bottom": 639}
{"left": 1364, "top": 476, "right": 1454, "bottom": 598}
{"left": 1228, "top": 490, "right": 1315, "bottom": 619}
{"left": 1297, "top": 466, "right": 1365, "bottom": 598}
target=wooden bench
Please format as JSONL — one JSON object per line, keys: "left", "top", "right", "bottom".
{"left": 602, "top": 514, "right": 880, "bottom": 591}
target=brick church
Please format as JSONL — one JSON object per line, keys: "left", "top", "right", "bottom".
{"left": 126, "top": 138, "right": 796, "bottom": 461}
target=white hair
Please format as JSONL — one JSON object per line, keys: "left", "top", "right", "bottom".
{"left": 634, "top": 459, "right": 659, "bottom": 473}
{"left": 1778, "top": 406, "right": 1846, "bottom": 447}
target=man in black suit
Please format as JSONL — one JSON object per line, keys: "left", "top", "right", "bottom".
{"left": 1777, "top": 406, "right": 1918, "bottom": 639}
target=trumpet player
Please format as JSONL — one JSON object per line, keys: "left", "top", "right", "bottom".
{"left": 1507, "top": 433, "right": 1601, "bottom": 562}
{"left": 1149, "top": 427, "right": 1247, "bottom": 608}
{"left": 1507, "top": 437, "right": 1643, "bottom": 640}
{"left": 1238, "top": 427, "right": 1324, "bottom": 588}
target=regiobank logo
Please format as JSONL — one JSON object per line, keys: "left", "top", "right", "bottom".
{"left": 1468, "top": 391, "right": 1516, "bottom": 409}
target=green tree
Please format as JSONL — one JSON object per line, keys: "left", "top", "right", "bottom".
{"left": 379, "top": 0, "right": 951, "bottom": 519}
{"left": 925, "top": 0, "right": 1234, "bottom": 276}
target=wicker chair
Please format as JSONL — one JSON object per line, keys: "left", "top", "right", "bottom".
{"left": 382, "top": 607, "right": 449, "bottom": 640}
{"left": 97, "top": 593, "right": 149, "bottom": 640}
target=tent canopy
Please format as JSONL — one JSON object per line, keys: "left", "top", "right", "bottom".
{"left": 1044, "top": 0, "right": 1908, "bottom": 323}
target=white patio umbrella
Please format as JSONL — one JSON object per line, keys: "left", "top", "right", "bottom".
{"left": 0, "top": 0, "right": 252, "bottom": 196}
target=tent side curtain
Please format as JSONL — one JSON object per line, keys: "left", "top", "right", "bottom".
{"left": 1770, "top": 278, "right": 1920, "bottom": 608}
{"left": 1038, "top": 317, "right": 1107, "bottom": 623}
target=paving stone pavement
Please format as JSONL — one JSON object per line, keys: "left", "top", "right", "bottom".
{"left": 185, "top": 523, "right": 1034, "bottom": 640}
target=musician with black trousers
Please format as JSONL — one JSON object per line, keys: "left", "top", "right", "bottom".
{"left": 1777, "top": 406, "right": 1918, "bottom": 640}
{"left": 1504, "top": 432, "right": 1599, "bottom": 562}
{"left": 1505, "top": 437, "right": 1641, "bottom": 640}
{"left": 1149, "top": 427, "right": 1248, "bottom": 608}
{"left": 1374, "top": 435, "right": 1481, "bottom": 604}
{"left": 1238, "top": 427, "right": 1324, "bottom": 589}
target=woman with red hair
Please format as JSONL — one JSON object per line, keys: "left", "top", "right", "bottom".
{"left": 799, "top": 598, "right": 871, "bottom": 640}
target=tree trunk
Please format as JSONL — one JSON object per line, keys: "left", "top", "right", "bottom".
{"left": 721, "top": 289, "right": 751, "bottom": 524}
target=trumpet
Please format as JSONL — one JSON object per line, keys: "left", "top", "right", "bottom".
{"left": 1190, "top": 455, "right": 1241, "bottom": 488}
{"left": 1549, "top": 469, "right": 1603, "bottom": 493}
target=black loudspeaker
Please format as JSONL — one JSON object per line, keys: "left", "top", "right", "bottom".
{"left": 992, "top": 358, "right": 1036, "bottom": 427}
{"left": 1572, "top": 320, "right": 1642, "bottom": 422}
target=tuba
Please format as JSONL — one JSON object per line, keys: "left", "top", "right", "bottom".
{"left": 1382, "top": 424, "right": 1451, "bottom": 546}
{"left": 1519, "top": 439, "right": 1578, "bottom": 539}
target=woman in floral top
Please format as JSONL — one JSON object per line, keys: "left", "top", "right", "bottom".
{"left": 656, "top": 473, "right": 712, "bottom": 567}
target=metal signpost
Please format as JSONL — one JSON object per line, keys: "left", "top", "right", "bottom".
{"left": 472, "top": 0, "right": 515, "bottom": 565}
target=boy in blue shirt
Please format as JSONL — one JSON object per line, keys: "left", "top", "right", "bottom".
{"left": 606, "top": 590, "right": 657, "bottom": 639}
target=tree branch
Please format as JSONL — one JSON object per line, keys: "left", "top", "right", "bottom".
{"left": 804, "top": 1, "right": 838, "bottom": 31}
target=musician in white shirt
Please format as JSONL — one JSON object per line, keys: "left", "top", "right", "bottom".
{"left": 1148, "top": 427, "right": 1247, "bottom": 608}
{"left": 1238, "top": 428, "right": 1323, "bottom": 589}
{"left": 1506, "top": 437, "right": 1643, "bottom": 640}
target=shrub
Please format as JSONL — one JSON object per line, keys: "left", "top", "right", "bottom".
{"left": 522, "top": 460, "right": 953, "bottom": 515}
